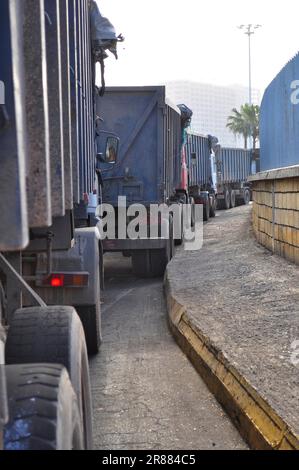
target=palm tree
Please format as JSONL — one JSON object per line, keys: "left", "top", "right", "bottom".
{"left": 241, "top": 103, "right": 260, "bottom": 150}
{"left": 227, "top": 104, "right": 260, "bottom": 149}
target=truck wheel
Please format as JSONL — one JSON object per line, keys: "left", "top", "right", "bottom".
{"left": 209, "top": 197, "right": 216, "bottom": 218}
{"left": 169, "top": 215, "right": 175, "bottom": 260}
{"left": 216, "top": 198, "right": 225, "bottom": 210}
{"left": 230, "top": 190, "right": 236, "bottom": 208}
{"left": 190, "top": 197, "right": 196, "bottom": 227}
{"left": 224, "top": 189, "right": 231, "bottom": 210}
{"left": 5, "top": 306, "right": 93, "bottom": 450}
{"left": 175, "top": 209, "right": 184, "bottom": 246}
{"left": 4, "top": 364, "right": 83, "bottom": 450}
{"left": 132, "top": 216, "right": 173, "bottom": 277}
{"left": 203, "top": 201, "right": 210, "bottom": 222}
{"left": 132, "top": 250, "right": 150, "bottom": 277}
{"left": 99, "top": 241, "right": 105, "bottom": 291}
{"left": 132, "top": 248, "right": 168, "bottom": 278}
{"left": 75, "top": 304, "right": 102, "bottom": 356}
{"left": 244, "top": 188, "right": 251, "bottom": 205}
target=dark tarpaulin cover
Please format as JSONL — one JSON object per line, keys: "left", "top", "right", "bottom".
{"left": 90, "top": 0, "right": 117, "bottom": 41}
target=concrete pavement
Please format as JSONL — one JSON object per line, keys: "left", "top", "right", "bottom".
{"left": 165, "top": 205, "right": 299, "bottom": 450}
{"left": 90, "top": 253, "right": 246, "bottom": 450}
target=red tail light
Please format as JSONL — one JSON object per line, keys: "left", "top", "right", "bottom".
{"left": 51, "top": 276, "right": 64, "bottom": 287}
{"left": 40, "top": 272, "right": 89, "bottom": 288}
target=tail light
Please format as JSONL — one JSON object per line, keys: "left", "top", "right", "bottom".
{"left": 39, "top": 272, "right": 89, "bottom": 288}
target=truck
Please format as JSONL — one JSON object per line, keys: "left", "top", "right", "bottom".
{"left": 97, "top": 86, "right": 183, "bottom": 278}
{"left": 185, "top": 131, "right": 218, "bottom": 222}
{"left": 215, "top": 147, "right": 253, "bottom": 210}
{"left": 0, "top": 0, "right": 121, "bottom": 450}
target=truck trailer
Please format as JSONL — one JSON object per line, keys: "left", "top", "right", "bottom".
{"left": 97, "top": 86, "right": 184, "bottom": 278}
{"left": 185, "top": 131, "right": 218, "bottom": 222}
{"left": 0, "top": 0, "right": 120, "bottom": 450}
{"left": 215, "top": 147, "right": 253, "bottom": 210}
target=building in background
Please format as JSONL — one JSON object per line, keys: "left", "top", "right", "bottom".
{"left": 166, "top": 80, "right": 260, "bottom": 147}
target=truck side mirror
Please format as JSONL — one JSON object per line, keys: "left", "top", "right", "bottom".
{"left": 105, "top": 136, "right": 119, "bottom": 164}
{"left": 96, "top": 133, "right": 119, "bottom": 164}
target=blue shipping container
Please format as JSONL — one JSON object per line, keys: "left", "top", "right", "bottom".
{"left": 97, "top": 87, "right": 182, "bottom": 206}
{"left": 186, "top": 131, "right": 212, "bottom": 189}
{"left": 260, "top": 52, "right": 299, "bottom": 171}
{"left": 218, "top": 148, "right": 252, "bottom": 184}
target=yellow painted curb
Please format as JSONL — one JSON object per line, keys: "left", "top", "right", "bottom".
{"left": 164, "top": 275, "right": 299, "bottom": 450}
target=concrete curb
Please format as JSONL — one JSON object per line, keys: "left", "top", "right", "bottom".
{"left": 164, "top": 274, "right": 299, "bottom": 450}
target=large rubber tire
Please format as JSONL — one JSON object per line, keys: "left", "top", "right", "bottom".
{"left": 224, "top": 189, "right": 231, "bottom": 210}
{"left": 216, "top": 198, "right": 225, "bottom": 210}
{"left": 230, "top": 190, "right": 236, "bottom": 208}
{"left": 209, "top": 197, "right": 216, "bottom": 218}
{"left": 175, "top": 197, "right": 187, "bottom": 246}
{"left": 132, "top": 216, "right": 173, "bottom": 278}
{"left": 99, "top": 241, "right": 105, "bottom": 291}
{"left": 189, "top": 197, "right": 196, "bottom": 228}
{"left": 169, "top": 215, "right": 175, "bottom": 260}
{"left": 75, "top": 304, "right": 102, "bottom": 356}
{"left": 4, "top": 364, "right": 83, "bottom": 450}
{"left": 175, "top": 209, "right": 184, "bottom": 246}
{"left": 244, "top": 188, "right": 251, "bottom": 205}
{"left": 203, "top": 201, "right": 210, "bottom": 222}
{"left": 132, "top": 248, "right": 168, "bottom": 278}
{"left": 5, "top": 306, "right": 93, "bottom": 449}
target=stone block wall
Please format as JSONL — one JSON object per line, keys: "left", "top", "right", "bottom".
{"left": 251, "top": 167, "right": 299, "bottom": 265}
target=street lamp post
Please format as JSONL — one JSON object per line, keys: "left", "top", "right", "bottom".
{"left": 238, "top": 24, "right": 262, "bottom": 105}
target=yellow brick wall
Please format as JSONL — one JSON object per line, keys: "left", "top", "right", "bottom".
{"left": 252, "top": 177, "right": 299, "bottom": 265}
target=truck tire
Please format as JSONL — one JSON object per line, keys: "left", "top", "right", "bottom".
{"left": 5, "top": 306, "right": 93, "bottom": 450}
{"left": 203, "top": 200, "right": 210, "bottom": 222}
{"left": 216, "top": 197, "right": 224, "bottom": 210}
{"left": 209, "top": 197, "right": 216, "bottom": 218}
{"left": 132, "top": 247, "right": 168, "bottom": 278}
{"left": 244, "top": 188, "right": 251, "bottom": 205}
{"left": 169, "top": 215, "right": 175, "bottom": 260}
{"left": 175, "top": 209, "right": 184, "bottom": 246}
{"left": 132, "top": 216, "right": 173, "bottom": 278}
{"left": 190, "top": 197, "right": 196, "bottom": 227}
{"left": 230, "top": 190, "right": 236, "bottom": 208}
{"left": 224, "top": 189, "right": 231, "bottom": 210}
{"left": 4, "top": 364, "right": 84, "bottom": 450}
{"left": 99, "top": 241, "right": 105, "bottom": 291}
{"left": 75, "top": 304, "right": 102, "bottom": 356}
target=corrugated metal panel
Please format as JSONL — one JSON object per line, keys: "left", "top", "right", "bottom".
{"left": 97, "top": 86, "right": 181, "bottom": 205}
{"left": 76, "top": 0, "right": 95, "bottom": 197}
{"left": 68, "top": 0, "right": 80, "bottom": 204}
{"left": 0, "top": 0, "right": 29, "bottom": 250}
{"left": 59, "top": 0, "right": 73, "bottom": 211}
{"left": 260, "top": 52, "right": 299, "bottom": 171}
{"left": 218, "top": 148, "right": 252, "bottom": 184}
{"left": 186, "top": 132, "right": 212, "bottom": 189}
{"left": 44, "top": 0, "right": 65, "bottom": 218}
{"left": 165, "top": 104, "right": 182, "bottom": 198}
{"left": 24, "top": 0, "right": 52, "bottom": 228}
{"left": 0, "top": 0, "right": 95, "bottom": 251}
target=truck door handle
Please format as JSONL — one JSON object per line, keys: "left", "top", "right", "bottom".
{"left": 0, "top": 105, "right": 10, "bottom": 131}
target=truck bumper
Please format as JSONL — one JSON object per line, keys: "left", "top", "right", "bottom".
{"left": 103, "top": 238, "right": 167, "bottom": 252}
{"left": 33, "top": 227, "right": 101, "bottom": 307}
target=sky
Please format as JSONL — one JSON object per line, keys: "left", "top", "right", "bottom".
{"left": 97, "top": 0, "right": 299, "bottom": 98}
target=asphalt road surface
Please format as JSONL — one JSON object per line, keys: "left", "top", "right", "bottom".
{"left": 90, "top": 253, "right": 247, "bottom": 450}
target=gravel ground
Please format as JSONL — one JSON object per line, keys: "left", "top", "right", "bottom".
{"left": 167, "top": 204, "right": 299, "bottom": 437}
{"left": 89, "top": 254, "right": 247, "bottom": 450}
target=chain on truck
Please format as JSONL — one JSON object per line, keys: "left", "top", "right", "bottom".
{"left": 0, "top": 0, "right": 123, "bottom": 450}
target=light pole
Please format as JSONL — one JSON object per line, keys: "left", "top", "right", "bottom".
{"left": 238, "top": 24, "right": 262, "bottom": 105}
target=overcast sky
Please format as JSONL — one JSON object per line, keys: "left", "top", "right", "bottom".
{"left": 97, "top": 0, "right": 299, "bottom": 97}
